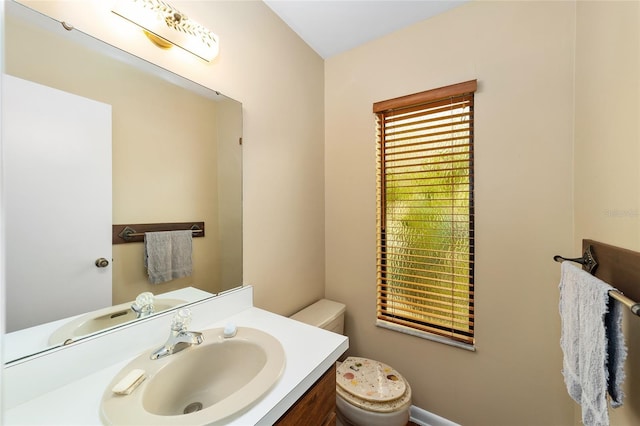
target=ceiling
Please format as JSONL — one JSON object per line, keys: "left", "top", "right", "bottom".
{"left": 263, "top": 0, "right": 468, "bottom": 59}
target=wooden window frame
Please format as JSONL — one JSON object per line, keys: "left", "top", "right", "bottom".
{"left": 374, "top": 80, "right": 477, "bottom": 349}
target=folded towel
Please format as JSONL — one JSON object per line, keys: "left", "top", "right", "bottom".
{"left": 144, "top": 230, "right": 193, "bottom": 284}
{"left": 559, "top": 262, "right": 627, "bottom": 426}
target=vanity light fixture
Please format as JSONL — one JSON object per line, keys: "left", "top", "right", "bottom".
{"left": 111, "top": 0, "right": 219, "bottom": 62}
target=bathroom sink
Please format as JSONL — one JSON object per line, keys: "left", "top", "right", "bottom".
{"left": 48, "top": 298, "right": 186, "bottom": 345}
{"left": 100, "top": 326, "right": 286, "bottom": 425}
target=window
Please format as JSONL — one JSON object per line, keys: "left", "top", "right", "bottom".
{"left": 374, "top": 80, "right": 477, "bottom": 348}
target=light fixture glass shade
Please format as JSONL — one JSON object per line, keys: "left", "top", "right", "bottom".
{"left": 112, "top": 0, "right": 219, "bottom": 62}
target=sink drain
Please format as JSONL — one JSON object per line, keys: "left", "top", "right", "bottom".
{"left": 183, "top": 402, "right": 203, "bottom": 414}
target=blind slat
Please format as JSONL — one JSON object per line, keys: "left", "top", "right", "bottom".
{"left": 383, "top": 132, "right": 471, "bottom": 146}
{"left": 378, "top": 247, "right": 473, "bottom": 268}
{"left": 385, "top": 143, "right": 472, "bottom": 158}
{"left": 379, "top": 264, "right": 473, "bottom": 281}
{"left": 386, "top": 124, "right": 472, "bottom": 141}
{"left": 384, "top": 111, "right": 473, "bottom": 133}
{"left": 379, "top": 278, "right": 473, "bottom": 294}
{"left": 378, "top": 304, "right": 474, "bottom": 329}
{"left": 380, "top": 294, "right": 473, "bottom": 308}
{"left": 378, "top": 306, "right": 474, "bottom": 332}
{"left": 378, "top": 282, "right": 473, "bottom": 298}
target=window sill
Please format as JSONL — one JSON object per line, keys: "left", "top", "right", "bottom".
{"left": 376, "top": 320, "right": 476, "bottom": 352}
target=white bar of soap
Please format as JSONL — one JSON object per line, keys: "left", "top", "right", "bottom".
{"left": 112, "top": 369, "right": 146, "bottom": 395}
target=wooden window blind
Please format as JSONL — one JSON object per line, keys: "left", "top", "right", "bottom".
{"left": 374, "top": 80, "right": 477, "bottom": 346}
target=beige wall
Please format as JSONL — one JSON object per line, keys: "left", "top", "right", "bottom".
{"left": 325, "top": 1, "right": 576, "bottom": 424}
{"left": 575, "top": 1, "right": 640, "bottom": 425}
{"left": 14, "top": 0, "right": 326, "bottom": 312}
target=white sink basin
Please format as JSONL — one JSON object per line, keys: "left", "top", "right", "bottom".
{"left": 48, "top": 298, "right": 186, "bottom": 345}
{"left": 100, "top": 326, "right": 286, "bottom": 425}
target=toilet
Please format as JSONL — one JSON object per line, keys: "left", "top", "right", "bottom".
{"left": 290, "top": 299, "right": 412, "bottom": 426}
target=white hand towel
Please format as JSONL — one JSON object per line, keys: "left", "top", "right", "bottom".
{"left": 144, "top": 230, "right": 193, "bottom": 284}
{"left": 559, "top": 262, "right": 627, "bottom": 426}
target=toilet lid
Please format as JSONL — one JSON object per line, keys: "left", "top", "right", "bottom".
{"left": 336, "top": 357, "right": 407, "bottom": 402}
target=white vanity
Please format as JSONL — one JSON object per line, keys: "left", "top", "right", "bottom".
{"left": 4, "top": 286, "right": 349, "bottom": 425}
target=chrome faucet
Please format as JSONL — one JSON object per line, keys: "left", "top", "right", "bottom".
{"left": 150, "top": 309, "right": 204, "bottom": 360}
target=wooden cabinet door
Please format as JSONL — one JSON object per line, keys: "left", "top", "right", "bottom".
{"left": 275, "top": 364, "right": 336, "bottom": 426}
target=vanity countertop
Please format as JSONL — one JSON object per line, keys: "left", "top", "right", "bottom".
{"left": 4, "top": 305, "right": 348, "bottom": 425}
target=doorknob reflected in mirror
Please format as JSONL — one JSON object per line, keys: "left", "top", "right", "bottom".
{"left": 95, "top": 258, "right": 110, "bottom": 268}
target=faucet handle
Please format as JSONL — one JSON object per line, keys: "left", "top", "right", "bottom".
{"left": 135, "top": 291, "right": 154, "bottom": 307}
{"left": 131, "top": 291, "right": 155, "bottom": 318}
{"left": 134, "top": 291, "right": 154, "bottom": 311}
{"left": 171, "top": 308, "right": 192, "bottom": 331}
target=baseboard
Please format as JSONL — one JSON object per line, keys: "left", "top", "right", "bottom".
{"left": 410, "top": 405, "right": 461, "bottom": 426}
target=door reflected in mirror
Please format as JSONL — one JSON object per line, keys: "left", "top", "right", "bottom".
{"left": 3, "top": 1, "right": 243, "bottom": 363}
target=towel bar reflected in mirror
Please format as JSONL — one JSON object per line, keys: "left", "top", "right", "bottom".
{"left": 113, "top": 222, "right": 205, "bottom": 244}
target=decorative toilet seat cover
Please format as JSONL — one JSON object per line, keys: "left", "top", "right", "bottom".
{"left": 336, "top": 357, "right": 407, "bottom": 402}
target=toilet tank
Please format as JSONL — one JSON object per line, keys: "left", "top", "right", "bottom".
{"left": 290, "top": 299, "right": 346, "bottom": 335}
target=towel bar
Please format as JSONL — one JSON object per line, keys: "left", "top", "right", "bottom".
{"left": 112, "top": 222, "right": 205, "bottom": 244}
{"left": 554, "top": 246, "right": 640, "bottom": 317}
{"left": 608, "top": 291, "right": 640, "bottom": 316}
{"left": 120, "top": 227, "right": 203, "bottom": 239}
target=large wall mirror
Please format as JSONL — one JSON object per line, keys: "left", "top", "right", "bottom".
{"left": 3, "top": 1, "right": 243, "bottom": 363}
